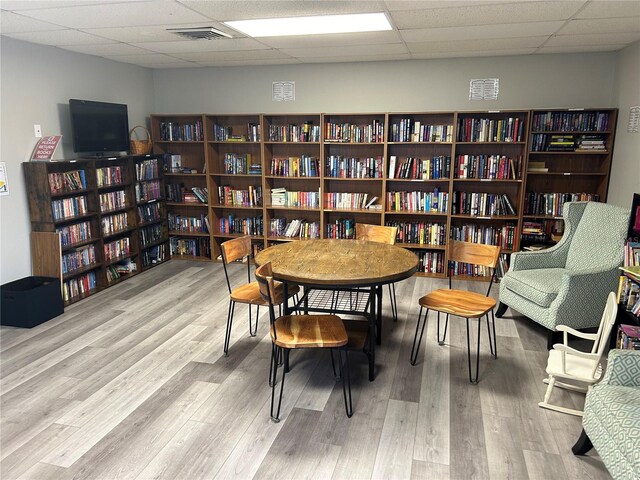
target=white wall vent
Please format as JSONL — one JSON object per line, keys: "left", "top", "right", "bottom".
{"left": 167, "top": 27, "right": 232, "bottom": 40}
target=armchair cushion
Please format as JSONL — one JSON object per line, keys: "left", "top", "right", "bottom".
{"left": 501, "top": 268, "right": 565, "bottom": 308}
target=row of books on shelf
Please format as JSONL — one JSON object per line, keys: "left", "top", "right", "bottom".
{"left": 389, "top": 120, "right": 453, "bottom": 143}
{"left": 96, "top": 166, "right": 123, "bottom": 188}
{"left": 140, "top": 223, "right": 164, "bottom": 247}
{"left": 218, "top": 214, "right": 263, "bottom": 236}
{"left": 326, "top": 218, "right": 355, "bottom": 239}
{"left": 624, "top": 241, "right": 640, "bottom": 268}
{"left": 618, "top": 274, "right": 640, "bottom": 317}
{"left": 138, "top": 202, "right": 162, "bottom": 224}
{"left": 48, "top": 170, "right": 86, "bottom": 193}
{"left": 325, "top": 121, "right": 384, "bottom": 143}
{"left": 223, "top": 153, "right": 261, "bottom": 175}
{"left": 531, "top": 111, "right": 610, "bottom": 132}
{"left": 454, "top": 154, "right": 522, "bottom": 180}
{"left": 99, "top": 190, "right": 126, "bottom": 212}
{"left": 135, "top": 180, "right": 162, "bottom": 203}
{"left": 271, "top": 188, "right": 319, "bottom": 208}
{"left": 63, "top": 271, "right": 96, "bottom": 302}
{"left": 530, "top": 134, "right": 606, "bottom": 152}
{"left": 102, "top": 212, "right": 129, "bottom": 236}
{"left": 167, "top": 184, "right": 208, "bottom": 204}
{"left": 104, "top": 237, "right": 130, "bottom": 263}
{"left": 62, "top": 245, "right": 96, "bottom": 274}
{"left": 326, "top": 155, "right": 383, "bottom": 179}
{"left": 326, "top": 192, "right": 379, "bottom": 210}
{"left": 106, "top": 260, "right": 137, "bottom": 283}
{"left": 523, "top": 192, "right": 599, "bottom": 216}
{"left": 451, "top": 192, "right": 516, "bottom": 216}
{"left": 57, "top": 221, "right": 91, "bottom": 247}
{"left": 136, "top": 158, "right": 160, "bottom": 181}
{"left": 267, "top": 122, "right": 320, "bottom": 142}
{"left": 616, "top": 324, "right": 640, "bottom": 350}
{"left": 386, "top": 221, "right": 446, "bottom": 246}
{"left": 142, "top": 244, "right": 166, "bottom": 267}
{"left": 271, "top": 156, "right": 319, "bottom": 177}
{"left": 168, "top": 213, "right": 209, "bottom": 233}
{"left": 388, "top": 155, "right": 450, "bottom": 180}
{"left": 451, "top": 223, "right": 517, "bottom": 250}
{"left": 521, "top": 220, "right": 564, "bottom": 243}
{"left": 219, "top": 185, "right": 263, "bottom": 207}
{"left": 213, "top": 123, "right": 260, "bottom": 142}
{"left": 268, "top": 218, "right": 320, "bottom": 239}
{"left": 387, "top": 190, "right": 448, "bottom": 213}
{"left": 52, "top": 195, "right": 88, "bottom": 221}
{"left": 159, "top": 120, "right": 204, "bottom": 142}
{"left": 457, "top": 117, "right": 525, "bottom": 143}
{"left": 417, "top": 251, "right": 444, "bottom": 274}
{"left": 170, "top": 237, "right": 211, "bottom": 257}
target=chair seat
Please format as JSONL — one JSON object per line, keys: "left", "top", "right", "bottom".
{"left": 418, "top": 289, "right": 496, "bottom": 317}
{"left": 501, "top": 268, "right": 565, "bottom": 308}
{"left": 546, "top": 349, "right": 602, "bottom": 382}
{"left": 271, "top": 314, "right": 348, "bottom": 349}
{"left": 231, "top": 281, "right": 299, "bottom": 305}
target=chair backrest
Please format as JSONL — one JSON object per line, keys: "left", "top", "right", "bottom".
{"left": 590, "top": 292, "right": 618, "bottom": 363}
{"left": 449, "top": 240, "right": 501, "bottom": 268}
{"left": 356, "top": 223, "right": 397, "bottom": 245}
{"left": 220, "top": 236, "right": 253, "bottom": 292}
{"left": 255, "top": 262, "right": 278, "bottom": 335}
{"left": 565, "top": 202, "right": 630, "bottom": 271}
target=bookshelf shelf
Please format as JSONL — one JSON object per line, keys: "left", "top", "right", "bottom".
{"left": 63, "top": 263, "right": 102, "bottom": 281}
{"left": 168, "top": 230, "right": 210, "bottom": 237}
{"left": 167, "top": 202, "right": 208, "bottom": 207}
{"left": 165, "top": 173, "right": 207, "bottom": 178}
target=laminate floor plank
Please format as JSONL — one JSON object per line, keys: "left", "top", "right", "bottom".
{"left": 0, "top": 261, "right": 612, "bottom": 480}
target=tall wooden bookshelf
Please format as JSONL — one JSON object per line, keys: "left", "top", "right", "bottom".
{"left": 145, "top": 108, "right": 617, "bottom": 281}
{"left": 24, "top": 154, "right": 168, "bottom": 305}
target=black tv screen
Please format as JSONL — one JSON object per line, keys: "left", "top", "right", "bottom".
{"left": 69, "top": 99, "right": 129, "bottom": 154}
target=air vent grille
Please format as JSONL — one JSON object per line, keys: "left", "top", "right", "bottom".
{"left": 167, "top": 27, "right": 232, "bottom": 40}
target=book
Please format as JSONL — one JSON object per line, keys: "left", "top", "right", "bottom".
{"left": 170, "top": 155, "right": 182, "bottom": 172}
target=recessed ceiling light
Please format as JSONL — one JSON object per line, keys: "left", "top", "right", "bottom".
{"left": 224, "top": 13, "right": 392, "bottom": 38}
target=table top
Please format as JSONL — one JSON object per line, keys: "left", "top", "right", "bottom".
{"left": 254, "top": 239, "right": 419, "bottom": 287}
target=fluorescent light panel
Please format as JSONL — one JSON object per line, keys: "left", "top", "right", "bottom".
{"left": 224, "top": 13, "right": 392, "bottom": 38}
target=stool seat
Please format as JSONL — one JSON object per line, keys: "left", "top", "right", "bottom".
{"left": 271, "top": 314, "right": 348, "bottom": 349}
{"left": 419, "top": 289, "right": 496, "bottom": 318}
{"left": 231, "top": 281, "right": 299, "bottom": 305}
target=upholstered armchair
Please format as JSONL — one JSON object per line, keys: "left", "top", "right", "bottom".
{"left": 497, "top": 202, "right": 630, "bottom": 343}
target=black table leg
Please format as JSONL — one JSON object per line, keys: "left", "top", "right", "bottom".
{"left": 369, "top": 285, "right": 376, "bottom": 381}
{"left": 376, "top": 285, "right": 383, "bottom": 346}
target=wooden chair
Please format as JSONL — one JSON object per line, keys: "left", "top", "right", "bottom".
{"left": 410, "top": 240, "right": 501, "bottom": 383}
{"left": 220, "top": 236, "right": 298, "bottom": 356}
{"left": 538, "top": 292, "right": 617, "bottom": 416}
{"left": 256, "top": 262, "right": 353, "bottom": 422}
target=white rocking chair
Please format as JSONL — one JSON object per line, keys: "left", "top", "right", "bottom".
{"left": 538, "top": 291, "right": 618, "bottom": 416}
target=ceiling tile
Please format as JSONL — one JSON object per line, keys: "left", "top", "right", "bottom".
{"left": 411, "top": 48, "right": 537, "bottom": 59}
{"left": 576, "top": 1, "right": 640, "bottom": 19}
{"left": 60, "top": 43, "right": 154, "bottom": 56}
{"left": 0, "top": 11, "right": 65, "bottom": 33}
{"left": 16, "top": 1, "right": 211, "bottom": 29}
{"left": 545, "top": 32, "right": 640, "bottom": 47}
{"left": 179, "top": 0, "right": 387, "bottom": 22}
{"left": 537, "top": 44, "right": 627, "bottom": 54}
{"left": 385, "top": 1, "right": 515, "bottom": 11}
{"left": 3, "top": 29, "right": 115, "bottom": 46}
{"left": 194, "top": 58, "right": 303, "bottom": 67}
{"left": 0, "top": 0, "right": 139, "bottom": 10}
{"left": 299, "top": 53, "right": 411, "bottom": 63}
{"left": 400, "top": 21, "right": 564, "bottom": 43}
{"left": 83, "top": 23, "right": 239, "bottom": 43}
{"left": 389, "top": 2, "right": 584, "bottom": 29}
{"left": 176, "top": 49, "right": 293, "bottom": 62}
{"left": 557, "top": 17, "right": 640, "bottom": 35}
{"left": 282, "top": 43, "right": 408, "bottom": 58}
{"left": 130, "top": 38, "right": 270, "bottom": 54}
{"left": 103, "top": 53, "right": 193, "bottom": 64}
{"left": 408, "top": 36, "right": 548, "bottom": 54}
{"left": 258, "top": 30, "right": 402, "bottom": 49}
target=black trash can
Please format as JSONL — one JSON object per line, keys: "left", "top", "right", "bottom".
{"left": 1, "top": 276, "right": 64, "bottom": 328}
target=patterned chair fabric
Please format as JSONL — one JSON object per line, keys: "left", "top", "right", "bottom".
{"left": 582, "top": 349, "right": 640, "bottom": 480}
{"left": 499, "top": 201, "right": 630, "bottom": 330}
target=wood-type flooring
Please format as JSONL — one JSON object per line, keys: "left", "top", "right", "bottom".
{"left": 0, "top": 260, "right": 611, "bottom": 479}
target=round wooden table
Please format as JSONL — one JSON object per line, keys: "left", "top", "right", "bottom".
{"left": 255, "top": 239, "right": 419, "bottom": 380}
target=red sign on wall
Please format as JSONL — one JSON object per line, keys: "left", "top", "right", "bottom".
{"left": 31, "top": 136, "right": 62, "bottom": 161}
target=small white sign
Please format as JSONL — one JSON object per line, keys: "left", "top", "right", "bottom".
{"left": 628, "top": 106, "right": 640, "bottom": 133}
{"left": 272, "top": 81, "right": 295, "bottom": 101}
{"left": 469, "top": 78, "right": 499, "bottom": 100}
{"left": 0, "top": 162, "right": 9, "bottom": 196}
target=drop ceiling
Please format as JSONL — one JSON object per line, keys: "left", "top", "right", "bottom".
{"left": 1, "top": 0, "right": 639, "bottom": 69}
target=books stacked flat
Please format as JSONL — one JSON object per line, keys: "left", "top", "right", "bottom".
{"left": 575, "top": 135, "right": 606, "bottom": 151}
{"left": 271, "top": 187, "right": 286, "bottom": 207}
{"left": 547, "top": 135, "right": 575, "bottom": 152}
{"left": 617, "top": 324, "right": 640, "bottom": 350}
{"left": 527, "top": 161, "right": 548, "bottom": 172}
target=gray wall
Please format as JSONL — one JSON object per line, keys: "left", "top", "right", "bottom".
{"left": 152, "top": 53, "right": 617, "bottom": 113}
{"left": 608, "top": 41, "right": 640, "bottom": 209}
{"left": 0, "top": 37, "right": 154, "bottom": 283}
{"left": 1, "top": 37, "right": 636, "bottom": 284}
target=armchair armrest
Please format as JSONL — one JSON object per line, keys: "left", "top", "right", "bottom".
{"left": 549, "top": 266, "right": 621, "bottom": 329}
{"left": 601, "top": 349, "right": 640, "bottom": 387}
{"left": 510, "top": 243, "right": 569, "bottom": 271}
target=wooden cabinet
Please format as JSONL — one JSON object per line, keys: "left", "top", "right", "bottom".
{"left": 24, "top": 154, "right": 167, "bottom": 305}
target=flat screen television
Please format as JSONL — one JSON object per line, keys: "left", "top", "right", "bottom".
{"left": 69, "top": 99, "right": 129, "bottom": 155}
